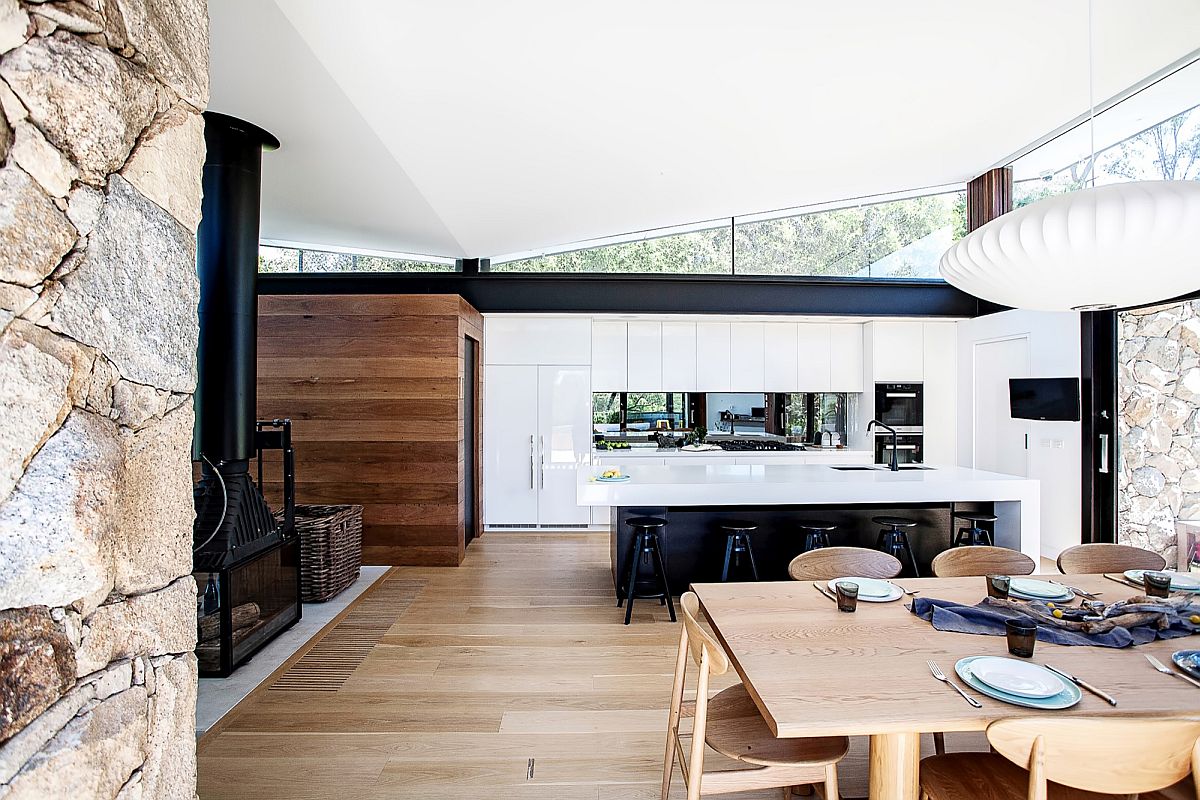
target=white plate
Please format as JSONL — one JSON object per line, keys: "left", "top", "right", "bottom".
{"left": 1009, "top": 578, "right": 1068, "bottom": 599}
{"left": 968, "top": 656, "right": 1065, "bottom": 699}
{"left": 1124, "top": 570, "right": 1200, "bottom": 592}
{"left": 1009, "top": 587, "right": 1073, "bottom": 602}
{"left": 828, "top": 577, "right": 893, "bottom": 598}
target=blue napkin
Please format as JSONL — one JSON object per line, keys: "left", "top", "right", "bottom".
{"left": 909, "top": 597, "right": 1198, "bottom": 648}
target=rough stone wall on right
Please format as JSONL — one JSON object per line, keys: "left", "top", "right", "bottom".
{"left": 1118, "top": 300, "right": 1200, "bottom": 566}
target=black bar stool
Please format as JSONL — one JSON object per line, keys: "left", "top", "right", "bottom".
{"left": 953, "top": 511, "right": 998, "bottom": 547}
{"left": 719, "top": 521, "right": 759, "bottom": 582}
{"left": 797, "top": 520, "right": 838, "bottom": 552}
{"left": 617, "top": 517, "right": 675, "bottom": 625}
{"left": 873, "top": 516, "right": 920, "bottom": 577}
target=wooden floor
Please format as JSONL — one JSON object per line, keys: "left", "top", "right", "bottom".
{"left": 197, "top": 532, "right": 965, "bottom": 799}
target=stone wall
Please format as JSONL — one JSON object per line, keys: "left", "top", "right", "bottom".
{"left": 1118, "top": 300, "right": 1200, "bottom": 567}
{"left": 0, "top": 1, "right": 206, "bottom": 798}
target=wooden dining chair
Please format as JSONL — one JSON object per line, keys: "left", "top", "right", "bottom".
{"left": 787, "top": 546, "right": 901, "bottom": 582}
{"left": 930, "top": 545, "right": 1036, "bottom": 578}
{"left": 919, "top": 716, "right": 1200, "bottom": 800}
{"left": 1056, "top": 542, "right": 1167, "bottom": 575}
{"left": 663, "top": 592, "right": 848, "bottom": 800}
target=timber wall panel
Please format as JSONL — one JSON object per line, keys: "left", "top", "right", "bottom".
{"left": 257, "top": 294, "right": 482, "bottom": 566}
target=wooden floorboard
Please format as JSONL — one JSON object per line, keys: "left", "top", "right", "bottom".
{"left": 196, "top": 532, "right": 980, "bottom": 799}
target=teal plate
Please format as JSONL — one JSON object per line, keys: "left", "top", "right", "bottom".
{"left": 954, "top": 656, "right": 1082, "bottom": 709}
{"left": 1173, "top": 650, "right": 1200, "bottom": 681}
{"left": 596, "top": 475, "right": 632, "bottom": 482}
{"left": 1008, "top": 588, "right": 1073, "bottom": 602}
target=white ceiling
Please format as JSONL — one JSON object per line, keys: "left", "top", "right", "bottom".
{"left": 208, "top": 1, "right": 1200, "bottom": 259}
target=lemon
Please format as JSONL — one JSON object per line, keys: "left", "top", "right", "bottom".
{"left": 1047, "top": 602, "right": 1055, "bottom": 609}
{"left": 1052, "top": 609, "right": 1064, "bottom": 619}
{"left": 1190, "top": 614, "right": 1200, "bottom": 624}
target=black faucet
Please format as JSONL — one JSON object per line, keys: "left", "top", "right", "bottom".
{"left": 868, "top": 420, "right": 899, "bottom": 471}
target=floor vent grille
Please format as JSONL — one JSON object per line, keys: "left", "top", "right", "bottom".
{"left": 268, "top": 577, "right": 425, "bottom": 692}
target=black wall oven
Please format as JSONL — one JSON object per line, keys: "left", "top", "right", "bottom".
{"left": 874, "top": 383, "right": 924, "bottom": 432}
{"left": 874, "top": 434, "right": 924, "bottom": 465}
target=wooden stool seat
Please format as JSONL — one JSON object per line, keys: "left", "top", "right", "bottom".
{"left": 953, "top": 511, "right": 999, "bottom": 524}
{"left": 921, "top": 752, "right": 1112, "bottom": 800}
{"left": 704, "top": 683, "right": 849, "bottom": 768}
{"left": 873, "top": 515, "right": 918, "bottom": 528}
{"left": 627, "top": 516, "right": 667, "bottom": 529}
{"left": 797, "top": 520, "right": 838, "bottom": 531}
{"left": 719, "top": 520, "right": 758, "bottom": 532}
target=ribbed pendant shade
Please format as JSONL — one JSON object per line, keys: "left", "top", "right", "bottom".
{"left": 938, "top": 180, "right": 1200, "bottom": 311}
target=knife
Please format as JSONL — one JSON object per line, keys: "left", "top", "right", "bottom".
{"left": 813, "top": 583, "right": 837, "bottom": 602}
{"left": 1044, "top": 664, "right": 1118, "bottom": 706}
{"left": 1102, "top": 573, "right": 1145, "bottom": 590}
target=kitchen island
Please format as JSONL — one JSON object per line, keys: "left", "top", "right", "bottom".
{"left": 577, "top": 462, "right": 1040, "bottom": 591}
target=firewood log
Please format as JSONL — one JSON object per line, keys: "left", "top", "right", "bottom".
{"left": 197, "top": 601, "right": 261, "bottom": 643}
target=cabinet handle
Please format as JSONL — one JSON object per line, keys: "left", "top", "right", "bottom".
{"left": 530, "top": 435, "right": 535, "bottom": 489}
{"left": 1099, "top": 433, "right": 1110, "bottom": 474}
{"left": 540, "top": 435, "right": 545, "bottom": 489}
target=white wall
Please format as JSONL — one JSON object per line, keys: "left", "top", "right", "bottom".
{"left": 957, "top": 310, "right": 1082, "bottom": 560}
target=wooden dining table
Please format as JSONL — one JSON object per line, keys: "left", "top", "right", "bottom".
{"left": 692, "top": 574, "right": 1200, "bottom": 800}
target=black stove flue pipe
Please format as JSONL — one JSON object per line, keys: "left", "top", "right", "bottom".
{"left": 195, "top": 112, "right": 279, "bottom": 468}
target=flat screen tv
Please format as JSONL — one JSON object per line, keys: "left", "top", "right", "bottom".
{"left": 1009, "top": 377, "right": 1081, "bottom": 421}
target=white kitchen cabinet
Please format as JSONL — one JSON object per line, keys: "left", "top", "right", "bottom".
{"left": 483, "top": 364, "right": 539, "bottom": 525}
{"left": 922, "top": 322, "right": 958, "bottom": 466}
{"left": 484, "top": 317, "right": 591, "bottom": 365}
{"left": 591, "top": 321, "right": 628, "bottom": 390}
{"left": 829, "top": 323, "right": 865, "bottom": 392}
{"left": 734, "top": 456, "right": 808, "bottom": 466}
{"left": 763, "top": 323, "right": 799, "bottom": 392}
{"left": 696, "top": 322, "right": 732, "bottom": 391}
{"left": 483, "top": 364, "right": 592, "bottom": 527}
{"left": 626, "top": 321, "right": 663, "bottom": 391}
{"left": 795, "top": 323, "right": 832, "bottom": 391}
{"left": 661, "top": 321, "right": 697, "bottom": 390}
{"left": 869, "top": 321, "right": 924, "bottom": 382}
{"left": 730, "top": 322, "right": 765, "bottom": 389}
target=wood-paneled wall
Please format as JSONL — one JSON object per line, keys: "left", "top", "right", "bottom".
{"left": 257, "top": 294, "right": 483, "bottom": 566}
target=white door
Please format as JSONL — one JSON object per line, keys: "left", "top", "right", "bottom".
{"left": 763, "top": 323, "right": 799, "bottom": 391}
{"left": 537, "top": 365, "right": 592, "bottom": 526}
{"left": 483, "top": 364, "right": 539, "bottom": 525}
{"left": 974, "top": 337, "right": 1030, "bottom": 477}
{"left": 627, "top": 321, "right": 663, "bottom": 391}
{"left": 796, "top": 323, "right": 832, "bottom": 391}
{"left": 696, "top": 322, "right": 732, "bottom": 391}
{"left": 591, "top": 321, "right": 627, "bottom": 390}
{"left": 662, "top": 322, "right": 697, "bottom": 390}
{"left": 730, "top": 323, "right": 765, "bottom": 389}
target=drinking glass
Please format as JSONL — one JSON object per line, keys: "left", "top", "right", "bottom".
{"left": 986, "top": 574, "right": 1011, "bottom": 600}
{"left": 834, "top": 581, "right": 859, "bottom": 613}
{"left": 1005, "top": 618, "right": 1038, "bottom": 658}
{"left": 1144, "top": 571, "right": 1172, "bottom": 598}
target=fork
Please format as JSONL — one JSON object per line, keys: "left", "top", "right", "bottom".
{"left": 891, "top": 582, "right": 920, "bottom": 596}
{"left": 1145, "top": 654, "right": 1200, "bottom": 690}
{"left": 1050, "top": 579, "right": 1101, "bottom": 599}
{"left": 927, "top": 660, "right": 982, "bottom": 707}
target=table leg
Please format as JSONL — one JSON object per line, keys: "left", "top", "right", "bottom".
{"left": 868, "top": 731, "right": 920, "bottom": 800}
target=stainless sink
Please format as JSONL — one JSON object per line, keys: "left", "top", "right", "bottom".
{"left": 829, "top": 465, "right": 935, "bottom": 471}
{"left": 829, "top": 466, "right": 877, "bottom": 471}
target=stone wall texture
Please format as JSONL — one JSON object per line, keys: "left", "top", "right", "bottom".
{"left": 1118, "top": 300, "right": 1200, "bottom": 567}
{"left": 0, "top": 1, "right": 206, "bottom": 798}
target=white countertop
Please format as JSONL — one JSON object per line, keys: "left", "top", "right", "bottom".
{"left": 593, "top": 447, "right": 870, "bottom": 459}
{"left": 578, "top": 463, "right": 1038, "bottom": 507}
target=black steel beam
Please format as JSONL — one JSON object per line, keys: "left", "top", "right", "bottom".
{"left": 258, "top": 272, "right": 988, "bottom": 318}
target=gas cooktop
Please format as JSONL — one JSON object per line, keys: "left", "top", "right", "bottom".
{"left": 715, "top": 440, "right": 806, "bottom": 452}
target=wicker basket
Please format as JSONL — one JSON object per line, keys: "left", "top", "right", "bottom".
{"left": 290, "top": 504, "right": 362, "bottom": 603}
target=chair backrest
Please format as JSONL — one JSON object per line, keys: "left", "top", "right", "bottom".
{"left": 931, "top": 545, "right": 1036, "bottom": 578}
{"left": 986, "top": 716, "right": 1200, "bottom": 796}
{"left": 679, "top": 592, "right": 729, "bottom": 676}
{"left": 1056, "top": 542, "right": 1166, "bottom": 575}
{"left": 787, "top": 546, "right": 902, "bottom": 581}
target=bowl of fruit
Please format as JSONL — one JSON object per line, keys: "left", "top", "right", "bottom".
{"left": 596, "top": 468, "right": 631, "bottom": 483}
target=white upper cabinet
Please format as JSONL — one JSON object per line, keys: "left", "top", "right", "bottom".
{"left": 829, "top": 323, "right": 865, "bottom": 392}
{"left": 922, "top": 322, "right": 958, "bottom": 465}
{"left": 730, "top": 323, "right": 765, "bottom": 389}
{"left": 591, "top": 321, "right": 628, "bottom": 390}
{"left": 795, "top": 323, "right": 832, "bottom": 391}
{"left": 661, "top": 321, "right": 698, "bottom": 390}
{"left": 626, "top": 321, "right": 663, "bottom": 391}
{"left": 763, "top": 323, "right": 799, "bottom": 391}
{"left": 696, "top": 322, "right": 732, "bottom": 391}
{"left": 869, "top": 321, "right": 924, "bottom": 382}
{"left": 485, "top": 317, "right": 591, "bottom": 365}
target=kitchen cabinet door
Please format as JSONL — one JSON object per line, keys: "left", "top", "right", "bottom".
{"left": 537, "top": 365, "right": 592, "bottom": 526}
{"left": 730, "top": 322, "right": 765, "bottom": 389}
{"left": 922, "top": 322, "right": 958, "bottom": 465}
{"left": 626, "top": 321, "right": 663, "bottom": 391}
{"left": 763, "top": 323, "right": 799, "bottom": 391}
{"left": 870, "top": 321, "right": 924, "bottom": 382}
{"left": 829, "top": 324, "right": 865, "bottom": 392}
{"left": 661, "top": 322, "right": 698, "bottom": 391}
{"left": 591, "top": 321, "right": 628, "bottom": 390}
{"left": 483, "top": 364, "right": 539, "bottom": 525}
{"left": 484, "top": 317, "right": 591, "bottom": 365}
{"left": 696, "top": 322, "right": 732, "bottom": 391}
{"left": 795, "top": 323, "right": 832, "bottom": 391}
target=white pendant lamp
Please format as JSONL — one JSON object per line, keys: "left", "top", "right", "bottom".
{"left": 939, "top": 180, "right": 1200, "bottom": 311}
{"left": 938, "top": 0, "right": 1200, "bottom": 312}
